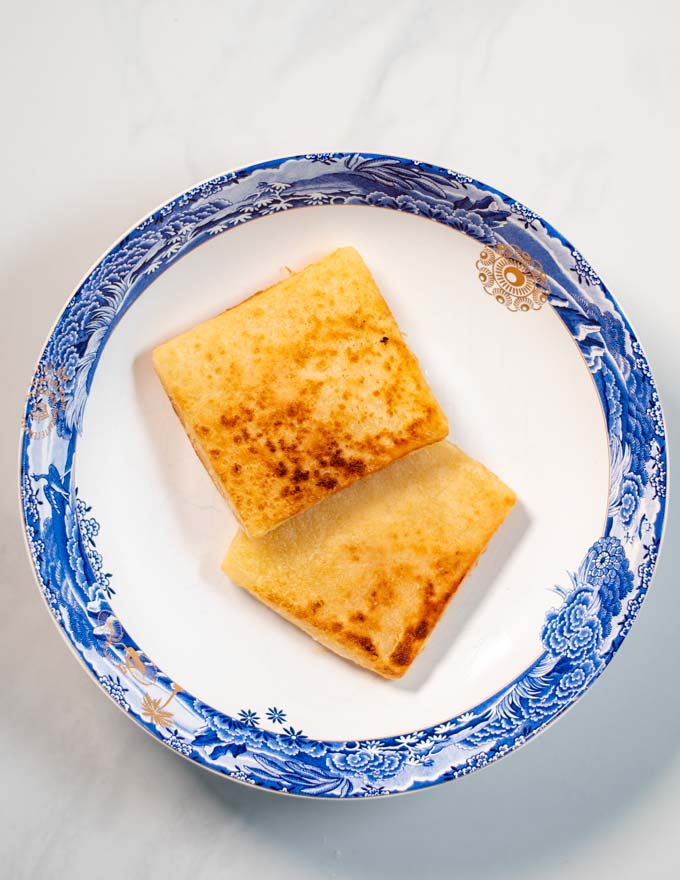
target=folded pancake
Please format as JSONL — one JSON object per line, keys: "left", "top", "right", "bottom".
{"left": 223, "top": 441, "right": 516, "bottom": 678}
{"left": 153, "top": 247, "right": 448, "bottom": 537}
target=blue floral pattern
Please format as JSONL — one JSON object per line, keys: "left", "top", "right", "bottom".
{"left": 99, "top": 675, "right": 130, "bottom": 712}
{"left": 237, "top": 709, "right": 260, "bottom": 728}
{"left": 266, "top": 707, "right": 287, "bottom": 725}
{"left": 19, "top": 153, "right": 666, "bottom": 797}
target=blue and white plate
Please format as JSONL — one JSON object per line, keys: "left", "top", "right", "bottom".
{"left": 20, "top": 153, "right": 667, "bottom": 798}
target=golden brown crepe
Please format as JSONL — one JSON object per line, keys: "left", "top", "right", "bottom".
{"left": 223, "top": 442, "right": 516, "bottom": 678}
{"left": 153, "top": 247, "right": 448, "bottom": 537}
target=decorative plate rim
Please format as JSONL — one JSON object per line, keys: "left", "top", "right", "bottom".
{"left": 19, "top": 152, "right": 668, "bottom": 798}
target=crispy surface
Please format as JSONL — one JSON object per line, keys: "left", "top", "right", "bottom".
{"left": 223, "top": 442, "right": 516, "bottom": 678}
{"left": 153, "top": 247, "right": 448, "bottom": 537}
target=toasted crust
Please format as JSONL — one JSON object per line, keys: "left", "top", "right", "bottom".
{"left": 223, "top": 442, "right": 516, "bottom": 678}
{"left": 153, "top": 247, "right": 448, "bottom": 536}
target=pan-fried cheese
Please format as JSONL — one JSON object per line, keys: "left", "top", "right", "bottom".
{"left": 153, "top": 247, "right": 448, "bottom": 537}
{"left": 223, "top": 442, "right": 516, "bottom": 678}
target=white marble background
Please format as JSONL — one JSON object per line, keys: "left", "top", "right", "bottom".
{"left": 2, "top": 1, "right": 679, "bottom": 877}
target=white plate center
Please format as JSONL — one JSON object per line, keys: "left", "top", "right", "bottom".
{"left": 77, "top": 206, "right": 608, "bottom": 740}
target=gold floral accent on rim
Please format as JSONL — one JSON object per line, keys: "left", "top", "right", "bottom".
{"left": 98, "top": 613, "right": 159, "bottom": 686}
{"left": 141, "top": 686, "right": 182, "bottom": 729}
{"left": 97, "top": 613, "right": 183, "bottom": 729}
{"left": 24, "top": 365, "right": 68, "bottom": 439}
{"left": 476, "top": 243, "right": 549, "bottom": 312}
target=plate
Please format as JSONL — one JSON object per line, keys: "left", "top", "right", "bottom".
{"left": 19, "top": 153, "right": 667, "bottom": 798}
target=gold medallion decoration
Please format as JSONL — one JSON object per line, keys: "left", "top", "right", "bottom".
{"left": 476, "top": 243, "right": 549, "bottom": 312}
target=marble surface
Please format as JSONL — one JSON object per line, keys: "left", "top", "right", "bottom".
{"left": 1, "top": 0, "right": 679, "bottom": 876}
